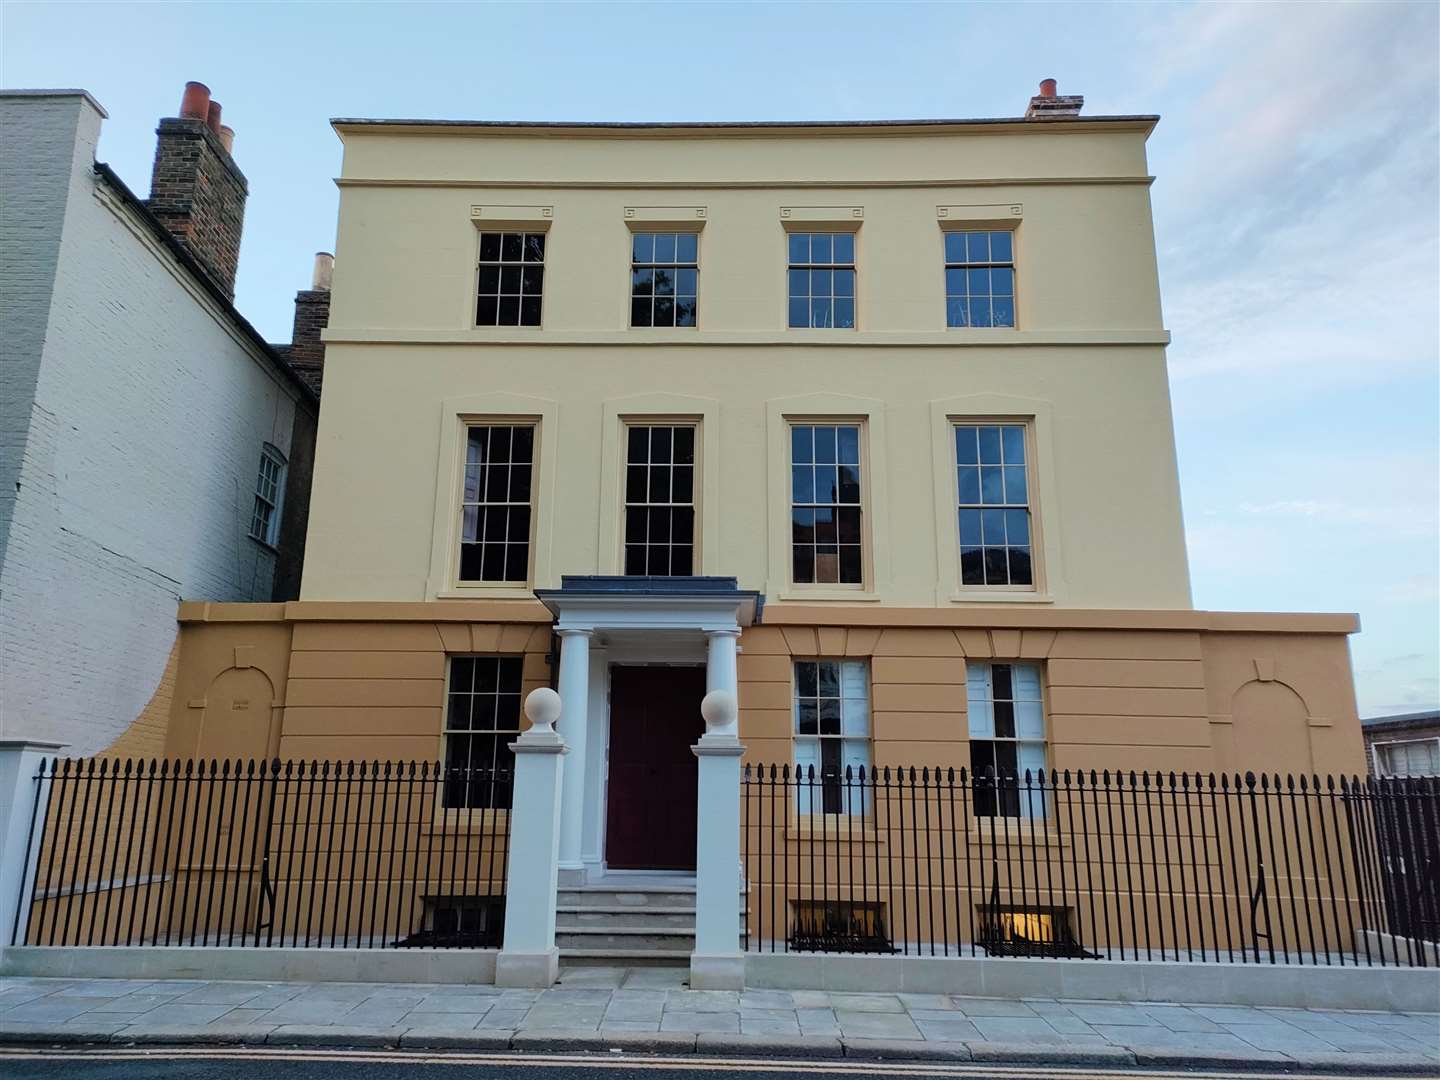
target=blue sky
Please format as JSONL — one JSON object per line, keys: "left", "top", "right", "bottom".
{"left": 5, "top": 1, "right": 1436, "bottom": 716}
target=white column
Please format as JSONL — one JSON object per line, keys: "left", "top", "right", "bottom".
{"left": 690, "top": 690, "right": 746, "bottom": 990}
{"left": 555, "top": 629, "right": 592, "bottom": 877}
{"left": 706, "top": 628, "right": 740, "bottom": 695}
{"left": 496, "top": 689, "right": 567, "bottom": 988}
{"left": 0, "top": 740, "right": 65, "bottom": 956}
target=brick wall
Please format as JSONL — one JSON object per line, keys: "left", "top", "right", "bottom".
{"left": 286, "top": 289, "right": 329, "bottom": 392}
{"left": 0, "top": 94, "right": 303, "bottom": 755}
{"left": 145, "top": 117, "right": 247, "bottom": 299}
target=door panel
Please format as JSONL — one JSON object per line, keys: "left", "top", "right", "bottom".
{"left": 605, "top": 665, "right": 706, "bottom": 870}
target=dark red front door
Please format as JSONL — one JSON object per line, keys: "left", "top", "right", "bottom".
{"left": 605, "top": 665, "right": 706, "bottom": 870}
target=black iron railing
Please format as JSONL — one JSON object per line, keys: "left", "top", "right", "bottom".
{"left": 12, "top": 758, "right": 512, "bottom": 949}
{"left": 741, "top": 765, "right": 1439, "bottom": 966}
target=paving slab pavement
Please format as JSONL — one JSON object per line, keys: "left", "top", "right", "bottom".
{"left": 0, "top": 968, "right": 1435, "bottom": 1074}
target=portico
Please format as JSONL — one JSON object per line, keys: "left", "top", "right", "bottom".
{"left": 534, "top": 576, "right": 760, "bottom": 884}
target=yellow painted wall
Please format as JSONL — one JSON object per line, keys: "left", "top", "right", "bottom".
{"left": 305, "top": 119, "right": 1190, "bottom": 610}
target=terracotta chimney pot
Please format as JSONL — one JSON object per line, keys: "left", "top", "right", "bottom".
{"left": 205, "top": 100, "right": 222, "bottom": 135}
{"left": 179, "top": 81, "right": 210, "bottom": 120}
{"left": 1039, "top": 78, "right": 1058, "bottom": 98}
{"left": 311, "top": 252, "right": 335, "bottom": 291}
{"left": 218, "top": 125, "right": 235, "bottom": 154}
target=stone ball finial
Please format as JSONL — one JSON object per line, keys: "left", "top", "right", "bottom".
{"left": 524, "top": 687, "right": 562, "bottom": 734}
{"left": 700, "top": 689, "right": 738, "bottom": 735}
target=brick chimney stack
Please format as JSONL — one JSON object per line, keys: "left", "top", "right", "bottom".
{"left": 146, "top": 81, "right": 248, "bottom": 298}
{"left": 1025, "top": 78, "right": 1084, "bottom": 119}
{"left": 287, "top": 252, "right": 332, "bottom": 393}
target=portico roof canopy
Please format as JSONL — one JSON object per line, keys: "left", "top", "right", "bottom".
{"left": 535, "top": 576, "right": 762, "bottom": 636}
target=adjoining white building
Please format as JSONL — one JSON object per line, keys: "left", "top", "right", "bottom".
{"left": 0, "top": 85, "right": 321, "bottom": 755}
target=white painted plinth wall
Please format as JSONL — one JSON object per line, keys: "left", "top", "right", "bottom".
{"left": 690, "top": 689, "right": 746, "bottom": 990}
{"left": 495, "top": 688, "right": 568, "bottom": 988}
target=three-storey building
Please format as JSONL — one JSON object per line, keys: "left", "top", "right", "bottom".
{"left": 162, "top": 84, "right": 1363, "bottom": 950}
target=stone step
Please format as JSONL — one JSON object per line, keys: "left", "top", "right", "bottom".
{"left": 557, "top": 888, "right": 697, "bottom": 910}
{"left": 557, "top": 906, "right": 696, "bottom": 929}
{"left": 559, "top": 947, "right": 692, "bottom": 968}
{"left": 556, "top": 927, "right": 696, "bottom": 951}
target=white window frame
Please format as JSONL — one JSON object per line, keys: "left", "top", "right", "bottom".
{"left": 967, "top": 661, "right": 1047, "bottom": 818}
{"left": 456, "top": 422, "right": 538, "bottom": 586}
{"left": 953, "top": 421, "right": 1036, "bottom": 591}
{"left": 1372, "top": 737, "right": 1440, "bottom": 778}
{"left": 793, "top": 659, "right": 871, "bottom": 816}
{"left": 787, "top": 420, "right": 867, "bottom": 589}
{"left": 622, "top": 422, "right": 699, "bottom": 576}
{"left": 441, "top": 654, "right": 524, "bottom": 810}
{"left": 248, "top": 445, "right": 286, "bottom": 548}
{"left": 426, "top": 393, "right": 558, "bottom": 601}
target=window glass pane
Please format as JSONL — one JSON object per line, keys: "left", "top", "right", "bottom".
{"left": 655, "top": 233, "right": 676, "bottom": 263}
{"left": 954, "top": 424, "right": 1032, "bottom": 587}
{"left": 814, "top": 426, "right": 837, "bottom": 464}
{"left": 788, "top": 233, "right": 808, "bottom": 263}
{"left": 632, "top": 233, "right": 653, "bottom": 262}
{"left": 458, "top": 426, "right": 534, "bottom": 582}
{"left": 478, "top": 232, "right": 546, "bottom": 326}
{"left": 945, "top": 231, "right": 1015, "bottom": 329}
{"left": 676, "top": 232, "right": 698, "bottom": 263}
{"left": 978, "top": 427, "right": 1002, "bottom": 463}
{"left": 788, "top": 298, "right": 809, "bottom": 328}
{"left": 623, "top": 426, "right": 697, "bottom": 577}
{"left": 832, "top": 233, "right": 855, "bottom": 264}
{"left": 810, "top": 233, "right": 832, "bottom": 263}
{"left": 442, "top": 657, "right": 523, "bottom": 808}
{"left": 794, "top": 660, "right": 869, "bottom": 814}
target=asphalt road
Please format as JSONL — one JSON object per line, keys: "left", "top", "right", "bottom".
{"left": 0, "top": 1046, "right": 1398, "bottom": 1080}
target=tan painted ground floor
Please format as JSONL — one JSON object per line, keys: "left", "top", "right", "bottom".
{"left": 148, "top": 599, "right": 1364, "bottom": 786}
{"left": 21, "top": 596, "right": 1376, "bottom": 961}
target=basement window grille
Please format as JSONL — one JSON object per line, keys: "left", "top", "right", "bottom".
{"left": 789, "top": 900, "right": 893, "bottom": 953}
{"left": 396, "top": 895, "right": 505, "bottom": 948}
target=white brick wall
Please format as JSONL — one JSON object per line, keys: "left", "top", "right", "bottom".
{"left": 0, "top": 92, "right": 302, "bottom": 755}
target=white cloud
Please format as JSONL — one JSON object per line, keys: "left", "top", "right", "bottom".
{"left": 1144, "top": 1, "right": 1440, "bottom": 388}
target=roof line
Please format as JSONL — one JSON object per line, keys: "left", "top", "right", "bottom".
{"left": 92, "top": 162, "right": 318, "bottom": 406}
{"left": 0, "top": 87, "right": 108, "bottom": 117}
{"left": 331, "top": 114, "right": 1159, "bottom": 132}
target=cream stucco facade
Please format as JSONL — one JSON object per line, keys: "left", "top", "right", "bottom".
{"left": 302, "top": 117, "right": 1190, "bottom": 610}
{"left": 89, "top": 104, "right": 1370, "bottom": 976}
